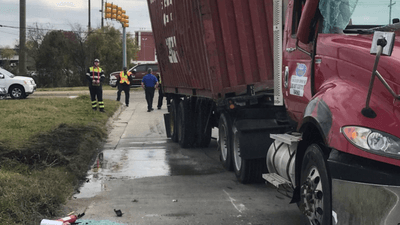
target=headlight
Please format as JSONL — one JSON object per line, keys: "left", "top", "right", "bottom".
{"left": 342, "top": 126, "right": 400, "bottom": 159}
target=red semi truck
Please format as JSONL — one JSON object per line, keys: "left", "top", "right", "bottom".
{"left": 147, "top": 0, "right": 400, "bottom": 224}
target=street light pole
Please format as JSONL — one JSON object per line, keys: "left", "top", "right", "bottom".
{"left": 122, "top": 27, "right": 127, "bottom": 68}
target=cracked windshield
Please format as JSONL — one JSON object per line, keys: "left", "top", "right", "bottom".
{"left": 319, "top": 0, "right": 400, "bottom": 33}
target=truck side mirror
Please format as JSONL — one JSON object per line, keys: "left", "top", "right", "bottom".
{"left": 297, "top": 0, "right": 320, "bottom": 44}
{"left": 370, "top": 31, "right": 395, "bottom": 56}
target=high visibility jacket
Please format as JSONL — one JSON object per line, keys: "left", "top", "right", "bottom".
{"left": 119, "top": 71, "right": 132, "bottom": 85}
{"left": 86, "top": 66, "right": 105, "bottom": 85}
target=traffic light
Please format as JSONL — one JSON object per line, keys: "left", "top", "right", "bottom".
{"left": 105, "top": 2, "right": 112, "bottom": 19}
{"left": 117, "top": 7, "right": 122, "bottom": 21}
{"left": 104, "top": 2, "right": 128, "bottom": 27}
{"left": 112, "top": 4, "right": 117, "bottom": 20}
{"left": 124, "top": 15, "right": 129, "bottom": 27}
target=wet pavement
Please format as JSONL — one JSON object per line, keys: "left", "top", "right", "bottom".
{"left": 58, "top": 90, "right": 307, "bottom": 225}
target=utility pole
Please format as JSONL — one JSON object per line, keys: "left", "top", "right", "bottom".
{"left": 19, "top": 0, "right": 27, "bottom": 76}
{"left": 389, "top": 0, "right": 396, "bottom": 24}
{"left": 88, "top": 0, "right": 91, "bottom": 33}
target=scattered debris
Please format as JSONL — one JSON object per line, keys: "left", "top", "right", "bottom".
{"left": 57, "top": 214, "right": 78, "bottom": 224}
{"left": 172, "top": 199, "right": 178, "bottom": 202}
{"left": 114, "top": 209, "right": 123, "bottom": 217}
{"left": 132, "top": 199, "right": 138, "bottom": 202}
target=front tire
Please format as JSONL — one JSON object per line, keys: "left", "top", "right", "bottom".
{"left": 299, "top": 144, "right": 332, "bottom": 225}
{"left": 9, "top": 85, "right": 25, "bottom": 99}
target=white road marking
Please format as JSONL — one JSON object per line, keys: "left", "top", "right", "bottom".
{"left": 223, "top": 189, "right": 246, "bottom": 214}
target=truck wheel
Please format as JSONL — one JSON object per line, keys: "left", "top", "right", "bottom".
{"left": 218, "top": 113, "right": 233, "bottom": 171}
{"left": 299, "top": 144, "right": 332, "bottom": 225}
{"left": 232, "top": 126, "right": 265, "bottom": 183}
{"left": 195, "top": 99, "right": 212, "bottom": 147}
{"left": 177, "top": 100, "right": 194, "bottom": 148}
{"left": 9, "top": 85, "right": 25, "bottom": 99}
{"left": 170, "top": 100, "right": 179, "bottom": 142}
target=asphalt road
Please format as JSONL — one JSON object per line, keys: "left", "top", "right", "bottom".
{"left": 39, "top": 89, "right": 307, "bottom": 225}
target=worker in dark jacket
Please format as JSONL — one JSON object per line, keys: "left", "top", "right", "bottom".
{"left": 86, "top": 59, "right": 105, "bottom": 112}
{"left": 141, "top": 68, "right": 159, "bottom": 112}
{"left": 116, "top": 67, "right": 135, "bottom": 107}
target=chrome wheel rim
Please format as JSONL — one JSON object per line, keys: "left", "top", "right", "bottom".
{"left": 232, "top": 126, "right": 241, "bottom": 171}
{"left": 12, "top": 88, "right": 21, "bottom": 98}
{"left": 301, "top": 166, "right": 324, "bottom": 225}
{"left": 219, "top": 123, "right": 228, "bottom": 161}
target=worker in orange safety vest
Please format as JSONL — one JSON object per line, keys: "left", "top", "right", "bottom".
{"left": 116, "top": 67, "right": 135, "bottom": 107}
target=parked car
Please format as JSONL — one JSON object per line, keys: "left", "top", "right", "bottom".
{"left": 109, "top": 63, "right": 159, "bottom": 87}
{"left": 0, "top": 68, "right": 37, "bottom": 99}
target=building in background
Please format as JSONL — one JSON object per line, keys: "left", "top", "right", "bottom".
{"left": 134, "top": 30, "right": 157, "bottom": 64}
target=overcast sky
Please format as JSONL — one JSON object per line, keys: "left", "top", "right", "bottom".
{"left": 1, "top": 0, "right": 400, "bottom": 49}
{"left": 0, "top": 0, "right": 152, "bottom": 48}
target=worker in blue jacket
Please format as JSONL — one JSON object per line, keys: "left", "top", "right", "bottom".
{"left": 141, "top": 68, "right": 159, "bottom": 112}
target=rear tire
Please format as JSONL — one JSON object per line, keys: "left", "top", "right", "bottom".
{"left": 177, "top": 100, "right": 195, "bottom": 148}
{"left": 169, "top": 100, "right": 179, "bottom": 142}
{"left": 299, "top": 144, "right": 332, "bottom": 225}
{"left": 195, "top": 99, "right": 212, "bottom": 147}
{"left": 9, "top": 85, "right": 25, "bottom": 99}
{"left": 232, "top": 126, "right": 265, "bottom": 183}
{"left": 218, "top": 113, "right": 233, "bottom": 171}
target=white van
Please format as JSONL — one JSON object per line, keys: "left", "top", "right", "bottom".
{"left": 0, "top": 68, "right": 37, "bottom": 99}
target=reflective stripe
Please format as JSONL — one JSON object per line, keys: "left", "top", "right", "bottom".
{"left": 98, "top": 101, "right": 104, "bottom": 108}
{"left": 89, "top": 67, "right": 103, "bottom": 73}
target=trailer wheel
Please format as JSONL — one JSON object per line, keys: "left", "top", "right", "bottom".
{"left": 232, "top": 126, "right": 265, "bottom": 183}
{"left": 169, "top": 100, "right": 179, "bottom": 142}
{"left": 299, "top": 144, "right": 332, "bottom": 225}
{"left": 195, "top": 99, "right": 212, "bottom": 147}
{"left": 177, "top": 100, "right": 194, "bottom": 148}
{"left": 218, "top": 113, "right": 233, "bottom": 171}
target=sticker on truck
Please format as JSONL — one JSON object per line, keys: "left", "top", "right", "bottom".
{"left": 290, "top": 63, "right": 308, "bottom": 97}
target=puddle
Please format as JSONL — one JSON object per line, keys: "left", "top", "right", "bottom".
{"left": 74, "top": 148, "right": 171, "bottom": 199}
{"left": 74, "top": 137, "right": 222, "bottom": 199}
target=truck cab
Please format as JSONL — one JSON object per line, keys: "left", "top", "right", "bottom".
{"left": 273, "top": 0, "right": 400, "bottom": 224}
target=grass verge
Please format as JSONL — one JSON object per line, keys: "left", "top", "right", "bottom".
{"left": 0, "top": 95, "right": 120, "bottom": 224}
